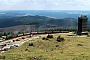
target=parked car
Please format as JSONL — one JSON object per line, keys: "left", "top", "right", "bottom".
{"left": 10, "top": 46, "right": 16, "bottom": 49}
{"left": 14, "top": 44, "right": 19, "bottom": 47}
{"left": 3, "top": 48, "right": 9, "bottom": 51}
{"left": 0, "top": 43, "right": 6, "bottom": 46}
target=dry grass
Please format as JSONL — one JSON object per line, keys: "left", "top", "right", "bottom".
{"left": 1, "top": 33, "right": 90, "bottom": 60}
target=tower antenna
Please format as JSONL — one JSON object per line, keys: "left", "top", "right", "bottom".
{"left": 81, "top": 12, "right": 84, "bottom": 17}
{"left": 82, "top": 12, "right": 84, "bottom": 15}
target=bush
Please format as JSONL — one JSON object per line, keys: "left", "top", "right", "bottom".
{"left": 42, "top": 37, "right": 46, "bottom": 40}
{"left": 56, "top": 35, "right": 64, "bottom": 42}
{"left": 45, "top": 38, "right": 49, "bottom": 40}
{"left": 77, "top": 44, "right": 83, "bottom": 46}
{"left": 56, "top": 45, "right": 59, "bottom": 47}
{"left": 42, "top": 37, "right": 49, "bottom": 40}
{"left": 25, "top": 48, "right": 28, "bottom": 51}
{"left": 29, "top": 43, "right": 33, "bottom": 46}
{"left": 47, "top": 34, "right": 53, "bottom": 38}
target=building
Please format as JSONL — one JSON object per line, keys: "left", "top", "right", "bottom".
{"left": 77, "top": 15, "right": 88, "bottom": 35}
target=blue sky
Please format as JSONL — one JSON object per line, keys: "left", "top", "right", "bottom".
{"left": 0, "top": 0, "right": 90, "bottom": 10}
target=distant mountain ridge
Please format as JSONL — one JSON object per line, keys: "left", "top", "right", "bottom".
{"left": 0, "top": 15, "right": 90, "bottom": 33}
{"left": 0, "top": 10, "right": 90, "bottom": 20}
{"left": 0, "top": 15, "right": 78, "bottom": 28}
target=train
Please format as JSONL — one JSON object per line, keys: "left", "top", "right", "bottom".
{"left": 5, "top": 31, "right": 69, "bottom": 40}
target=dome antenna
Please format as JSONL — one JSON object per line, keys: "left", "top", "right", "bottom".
{"left": 81, "top": 12, "right": 85, "bottom": 17}
{"left": 82, "top": 12, "right": 84, "bottom": 15}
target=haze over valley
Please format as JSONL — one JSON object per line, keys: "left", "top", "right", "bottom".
{"left": 0, "top": 10, "right": 90, "bottom": 33}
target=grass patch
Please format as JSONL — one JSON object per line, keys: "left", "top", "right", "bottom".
{"left": 1, "top": 33, "right": 90, "bottom": 60}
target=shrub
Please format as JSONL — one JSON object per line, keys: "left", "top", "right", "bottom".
{"left": 56, "top": 35, "right": 64, "bottom": 42}
{"left": 25, "top": 48, "right": 28, "bottom": 51}
{"left": 42, "top": 37, "right": 49, "bottom": 40}
{"left": 56, "top": 45, "right": 59, "bottom": 47}
{"left": 42, "top": 37, "right": 46, "bottom": 40}
{"left": 47, "top": 34, "right": 53, "bottom": 38}
{"left": 29, "top": 43, "right": 33, "bottom": 46}
{"left": 45, "top": 38, "right": 49, "bottom": 40}
{"left": 77, "top": 44, "right": 83, "bottom": 46}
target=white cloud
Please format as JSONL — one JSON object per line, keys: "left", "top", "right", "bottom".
{"left": 76, "top": 0, "right": 90, "bottom": 5}
{"left": 0, "top": 0, "right": 90, "bottom": 10}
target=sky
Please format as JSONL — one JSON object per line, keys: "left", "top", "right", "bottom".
{"left": 0, "top": 0, "right": 90, "bottom": 10}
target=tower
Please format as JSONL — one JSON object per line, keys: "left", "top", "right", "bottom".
{"left": 77, "top": 15, "right": 88, "bottom": 35}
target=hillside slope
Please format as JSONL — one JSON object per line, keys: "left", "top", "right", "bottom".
{"left": 0, "top": 15, "right": 77, "bottom": 28}
{"left": 1, "top": 33, "right": 90, "bottom": 60}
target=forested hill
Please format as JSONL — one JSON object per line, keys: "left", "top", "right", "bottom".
{"left": 0, "top": 15, "right": 77, "bottom": 28}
